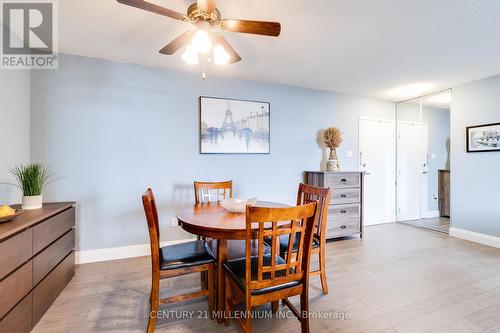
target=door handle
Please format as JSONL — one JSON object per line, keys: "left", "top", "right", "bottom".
{"left": 422, "top": 171, "right": 428, "bottom": 174}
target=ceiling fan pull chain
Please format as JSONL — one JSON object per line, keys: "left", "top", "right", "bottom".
{"left": 201, "top": 55, "right": 207, "bottom": 80}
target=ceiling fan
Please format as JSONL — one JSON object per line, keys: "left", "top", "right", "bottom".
{"left": 117, "top": 0, "right": 281, "bottom": 66}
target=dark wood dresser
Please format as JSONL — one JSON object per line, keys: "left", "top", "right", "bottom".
{"left": 0, "top": 202, "right": 75, "bottom": 332}
{"left": 305, "top": 171, "right": 364, "bottom": 239}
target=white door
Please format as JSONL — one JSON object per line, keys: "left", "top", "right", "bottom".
{"left": 397, "top": 121, "right": 428, "bottom": 222}
{"left": 359, "top": 118, "right": 396, "bottom": 225}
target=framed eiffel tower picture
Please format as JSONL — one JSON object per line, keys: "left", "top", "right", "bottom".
{"left": 200, "top": 96, "right": 270, "bottom": 154}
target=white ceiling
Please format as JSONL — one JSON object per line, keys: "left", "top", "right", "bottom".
{"left": 58, "top": 0, "right": 500, "bottom": 101}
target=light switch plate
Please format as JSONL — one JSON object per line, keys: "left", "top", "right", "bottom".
{"left": 171, "top": 217, "right": 178, "bottom": 227}
{"left": 347, "top": 150, "right": 353, "bottom": 158}
{"left": 431, "top": 153, "right": 436, "bottom": 159}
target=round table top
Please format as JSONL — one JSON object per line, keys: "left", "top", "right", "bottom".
{"left": 176, "top": 201, "right": 288, "bottom": 240}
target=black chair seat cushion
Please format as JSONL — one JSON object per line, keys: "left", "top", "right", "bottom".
{"left": 204, "top": 239, "right": 271, "bottom": 261}
{"left": 264, "top": 234, "right": 320, "bottom": 255}
{"left": 159, "top": 240, "right": 215, "bottom": 270}
{"left": 223, "top": 254, "right": 300, "bottom": 295}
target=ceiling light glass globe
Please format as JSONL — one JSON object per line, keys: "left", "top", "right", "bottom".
{"left": 213, "top": 44, "right": 230, "bottom": 65}
{"left": 181, "top": 44, "right": 199, "bottom": 64}
{"left": 191, "top": 29, "right": 212, "bottom": 54}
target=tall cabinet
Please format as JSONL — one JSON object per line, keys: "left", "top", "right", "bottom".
{"left": 305, "top": 171, "right": 364, "bottom": 239}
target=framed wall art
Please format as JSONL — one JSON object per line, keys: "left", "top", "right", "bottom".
{"left": 466, "top": 122, "right": 500, "bottom": 152}
{"left": 200, "top": 96, "right": 270, "bottom": 154}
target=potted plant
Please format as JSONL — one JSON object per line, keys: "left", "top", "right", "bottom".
{"left": 323, "top": 127, "right": 343, "bottom": 171}
{"left": 9, "top": 164, "right": 58, "bottom": 210}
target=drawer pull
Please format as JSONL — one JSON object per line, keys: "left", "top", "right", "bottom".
{"left": 340, "top": 209, "right": 347, "bottom": 214}
{"left": 340, "top": 194, "right": 347, "bottom": 198}
{"left": 340, "top": 225, "right": 347, "bottom": 229}
{"left": 340, "top": 178, "right": 347, "bottom": 183}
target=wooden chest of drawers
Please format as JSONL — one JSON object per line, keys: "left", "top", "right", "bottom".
{"left": 0, "top": 202, "right": 76, "bottom": 332}
{"left": 305, "top": 171, "right": 364, "bottom": 239}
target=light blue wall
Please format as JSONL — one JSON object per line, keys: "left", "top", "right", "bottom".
{"left": 451, "top": 74, "right": 500, "bottom": 236}
{"left": 0, "top": 69, "right": 31, "bottom": 204}
{"left": 30, "top": 54, "right": 395, "bottom": 251}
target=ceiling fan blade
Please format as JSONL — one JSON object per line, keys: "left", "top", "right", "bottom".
{"left": 220, "top": 19, "right": 281, "bottom": 37}
{"left": 212, "top": 34, "right": 241, "bottom": 64}
{"left": 159, "top": 30, "right": 195, "bottom": 55}
{"left": 197, "top": 0, "right": 216, "bottom": 14}
{"left": 117, "top": 0, "right": 187, "bottom": 21}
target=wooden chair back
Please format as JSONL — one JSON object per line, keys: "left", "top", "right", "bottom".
{"left": 245, "top": 202, "right": 319, "bottom": 292}
{"left": 142, "top": 188, "right": 161, "bottom": 272}
{"left": 296, "top": 183, "right": 331, "bottom": 242}
{"left": 194, "top": 180, "right": 233, "bottom": 204}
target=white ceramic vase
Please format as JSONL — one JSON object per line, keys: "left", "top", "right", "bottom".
{"left": 22, "top": 195, "right": 43, "bottom": 210}
{"left": 326, "top": 159, "right": 340, "bottom": 171}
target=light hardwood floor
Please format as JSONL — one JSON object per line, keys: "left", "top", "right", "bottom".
{"left": 32, "top": 223, "right": 500, "bottom": 333}
{"left": 401, "top": 217, "right": 451, "bottom": 234}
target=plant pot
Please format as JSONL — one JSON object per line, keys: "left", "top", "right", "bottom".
{"left": 22, "top": 195, "right": 43, "bottom": 210}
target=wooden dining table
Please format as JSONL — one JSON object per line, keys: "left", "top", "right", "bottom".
{"left": 176, "top": 201, "right": 288, "bottom": 322}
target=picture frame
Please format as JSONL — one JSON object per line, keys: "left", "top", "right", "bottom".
{"left": 199, "top": 96, "right": 270, "bottom": 154}
{"left": 466, "top": 122, "right": 500, "bottom": 152}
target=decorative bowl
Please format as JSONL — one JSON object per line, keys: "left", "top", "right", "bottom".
{"left": 220, "top": 198, "right": 257, "bottom": 213}
{"left": 0, "top": 209, "right": 24, "bottom": 223}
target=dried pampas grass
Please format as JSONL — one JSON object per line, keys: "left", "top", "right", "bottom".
{"left": 323, "top": 127, "right": 342, "bottom": 150}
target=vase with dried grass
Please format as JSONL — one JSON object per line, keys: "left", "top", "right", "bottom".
{"left": 323, "top": 127, "right": 342, "bottom": 171}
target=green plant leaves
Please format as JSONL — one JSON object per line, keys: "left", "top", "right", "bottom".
{"left": 9, "top": 164, "right": 56, "bottom": 197}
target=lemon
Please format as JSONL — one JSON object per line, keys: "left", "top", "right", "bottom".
{"left": 0, "top": 205, "right": 15, "bottom": 217}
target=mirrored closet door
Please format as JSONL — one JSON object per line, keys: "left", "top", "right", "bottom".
{"left": 396, "top": 90, "right": 451, "bottom": 233}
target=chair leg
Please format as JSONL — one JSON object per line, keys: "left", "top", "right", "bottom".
{"left": 244, "top": 301, "right": 252, "bottom": 333}
{"left": 224, "top": 275, "right": 231, "bottom": 326}
{"left": 200, "top": 271, "right": 207, "bottom": 290}
{"left": 300, "top": 290, "right": 310, "bottom": 333}
{"left": 271, "top": 301, "right": 279, "bottom": 314}
{"left": 319, "top": 247, "right": 329, "bottom": 294}
{"left": 208, "top": 264, "right": 215, "bottom": 320}
{"left": 147, "top": 280, "right": 159, "bottom": 333}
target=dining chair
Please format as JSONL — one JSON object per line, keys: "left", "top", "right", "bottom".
{"left": 294, "top": 183, "right": 332, "bottom": 293}
{"left": 194, "top": 180, "right": 231, "bottom": 287}
{"left": 223, "top": 201, "right": 319, "bottom": 333}
{"left": 264, "top": 183, "right": 331, "bottom": 294}
{"left": 142, "top": 189, "right": 215, "bottom": 333}
{"left": 194, "top": 180, "right": 233, "bottom": 204}
{"left": 193, "top": 180, "right": 268, "bottom": 290}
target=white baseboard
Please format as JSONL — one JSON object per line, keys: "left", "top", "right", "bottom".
{"left": 422, "top": 210, "right": 440, "bottom": 219}
{"left": 449, "top": 227, "right": 500, "bottom": 249}
{"left": 75, "top": 238, "right": 195, "bottom": 264}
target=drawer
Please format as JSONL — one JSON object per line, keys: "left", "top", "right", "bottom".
{"left": 325, "top": 173, "right": 360, "bottom": 188}
{"left": 33, "top": 207, "right": 75, "bottom": 254}
{"left": 331, "top": 188, "right": 361, "bottom": 205}
{"left": 329, "top": 203, "right": 361, "bottom": 220}
{"left": 0, "top": 229, "right": 32, "bottom": 280}
{"left": 0, "top": 293, "right": 32, "bottom": 333}
{"left": 33, "top": 251, "right": 75, "bottom": 326}
{"left": 33, "top": 229, "right": 75, "bottom": 285}
{"left": 326, "top": 218, "right": 360, "bottom": 238}
{"left": 0, "top": 261, "right": 32, "bottom": 319}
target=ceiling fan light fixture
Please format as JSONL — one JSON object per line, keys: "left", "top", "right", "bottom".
{"left": 117, "top": 0, "right": 282, "bottom": 71}
{"left": 181, "top": 44, "right": 199, "bottom": 64}
{"left": 213, "top": 44, "right": 230, "bottom": 65}
{"left": 191, "top": 29, "right": 212, "bottom": 53}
